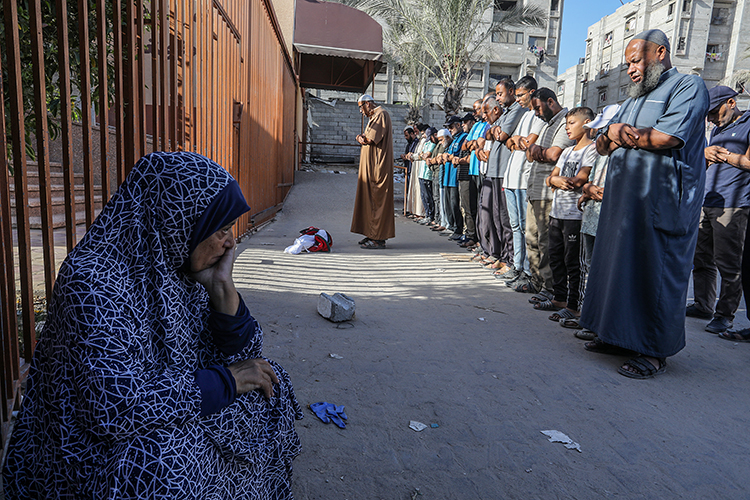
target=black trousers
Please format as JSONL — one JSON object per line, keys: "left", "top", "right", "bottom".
{"left": 444, "top": 186, "right": 463, "bottom": 234}
{"left": 419, "top": 179, "right": 434, "bottom": 220}
{"left": 548, "top": 217, "right": 582, "bottom": 310}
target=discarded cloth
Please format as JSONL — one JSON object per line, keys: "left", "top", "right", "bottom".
{"left": 310, "top": 402, "right": 348, "bottom": 429}
{"left": 284, "top": 227, "right": 333, "bottom": 254}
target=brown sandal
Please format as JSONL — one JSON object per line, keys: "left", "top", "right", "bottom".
{"left": 360, "top": 239, "right": 386, "bottom": 249}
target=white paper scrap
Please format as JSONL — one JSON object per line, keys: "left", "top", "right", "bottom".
{"left": 541, "top": 430, "right": 582, "bottom": 452}
{"left": 409, "top": 420, "right": 428, "bottom": 432}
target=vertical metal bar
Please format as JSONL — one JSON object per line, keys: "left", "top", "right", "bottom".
{"left": 56, "top": 0, "right": 78, "bottom": 252}
{"left": 159, "top": 0, "right": 168, "bottom": 150}
{"left": 97, "top": 0, "right": 110, "bottom": 206}
{"left": 3, "top": 0, "right": 36, "bottom": 360}
{"left": 137, "top": 0, "right": 147, "bottom": 157}
{"left": 124, "top": 0, "right": 138, "bottom": 171}
{"left": 29, "top": 0, "right": 57, "bottom": 301}
{"left": 0, "top": 29, "right": 20, "bottom": 421}
{"left": 170, "top": 0, "right": 179, "bottom": 149}
{"left": 78, "top": 0, "right": 96, "bottom": 227}
{"left": 151, "top": 0, "right": 160, "bottom": 152}
{"left": 113, "top": 0, "right": 126, "bottom": 185}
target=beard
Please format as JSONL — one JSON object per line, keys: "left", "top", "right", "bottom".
{"left": 628, "top": 61, "right": 665, "bottom": 98}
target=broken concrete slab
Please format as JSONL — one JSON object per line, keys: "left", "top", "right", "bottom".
{"left": 317, "top": 292, "right": 355, "bottom": 322}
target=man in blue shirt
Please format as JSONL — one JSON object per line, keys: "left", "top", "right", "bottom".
{"left": 581, "top": 29, "right": 709, "bottom": 378}
{"left": 688, "top": 86, "right": 750, "bottom": 335}
{"left": 442, "top": 116, "right": 469, "bottom": 238}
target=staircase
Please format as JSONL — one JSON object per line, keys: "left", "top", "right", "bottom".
{"left": 9, "top": 161, "right": 103, "bottom": 229}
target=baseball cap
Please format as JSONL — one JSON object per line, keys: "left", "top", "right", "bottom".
{"left": 708, "top": 85, "right": 739, "bottom": 112}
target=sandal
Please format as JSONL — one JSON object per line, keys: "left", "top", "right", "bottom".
{"left": 513, "top": 279, "right": 540, "bottom": 294}
{"left": 584, "top": 338, "right": 635, "bottom": 356}
{"left": 532, "top": 300, "right": 559, "bottom": 311}
{"left": 358, "top": 237, "right": 371, "bottom": 245}
{"left": 549, "top": 309, "right": 578, "bottom": 322}
{"left": 360, "top": 239, "right": 386, "bottom": 249}
{"left": 718, "top": 328, "right": 750, "bottom": 342}
{"left": 574, "top": 329, "right": 597, "bottom": 340}
{"left": 618, "top": 357, "right": 667, "bottom": 379}
{"left": 528, "top": 290, "right": 554, "bottom": 304}
{"left": 559, "top": 317, "right": 581, "bottom": 329}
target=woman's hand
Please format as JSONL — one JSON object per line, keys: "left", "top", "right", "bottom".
{"left": 191, "top": 246, "right": 240, "bottom": 315}
{"left": 228, "top": 358, "right": 280, "bottom": 398}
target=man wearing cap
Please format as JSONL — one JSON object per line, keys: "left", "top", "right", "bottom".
{"left": 352, "top": 95, "right": 395, "bottom": 249}
{"left": 689, "top": 86, "right": 750, "bottom": 337}
{"left": 400, "top": 126, "right": 419, "bottom": 194}
{"left": 581, "top": 29, "right": 709, "bottom": 378}
{"left": 441, "top": 116, "right": 468, "bottom": 238}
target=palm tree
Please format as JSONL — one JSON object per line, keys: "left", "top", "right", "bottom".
{"left": 339, "top": 0, "right": 546, "bottom": 116}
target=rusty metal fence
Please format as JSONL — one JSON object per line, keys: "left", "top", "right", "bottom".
{"left": 0, "top": 0, "right": 297, "bottom": 448}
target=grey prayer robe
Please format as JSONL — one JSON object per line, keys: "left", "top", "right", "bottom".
{"left": 580, "top": 67, "right": 709, "bottom": 357}
{"left": 351, "top": 106, "right": 396, "bottom": 240}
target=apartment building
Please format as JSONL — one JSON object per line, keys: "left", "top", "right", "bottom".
{"left": 570, "top": 0, "right": 750, "bottom": 112}
{"left": 315, "top": 0, "right": 563, "bottom": 110}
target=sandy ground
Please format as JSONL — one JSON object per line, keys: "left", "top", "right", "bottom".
{"left": 234, "top": 165, "right": 750, "bottom": 500}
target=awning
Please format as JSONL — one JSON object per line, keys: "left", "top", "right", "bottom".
{"left": 294, "top": 0, "right": 384, "bottom": 93}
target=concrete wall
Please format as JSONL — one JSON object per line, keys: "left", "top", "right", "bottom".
{"left": 306, "top": 97, "right": 448, "bottom": 163}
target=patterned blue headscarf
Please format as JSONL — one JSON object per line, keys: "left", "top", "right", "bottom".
{"left": 3, "top": 151, "right": 302, "bottom": 498}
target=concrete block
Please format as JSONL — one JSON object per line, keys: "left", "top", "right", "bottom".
{"left": 317, "top": 292, "right": 355, "bottom": 322}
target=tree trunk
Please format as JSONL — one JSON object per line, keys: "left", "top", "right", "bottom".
{"left": 406, "top": 104, "right": 422, "bottom": 125}
{"left": 442, "top": 86, "right": 463, "bottom": 117}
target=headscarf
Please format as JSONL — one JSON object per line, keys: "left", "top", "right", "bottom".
{"left": 188, "top": 180, "right": 251, "bottom": 256}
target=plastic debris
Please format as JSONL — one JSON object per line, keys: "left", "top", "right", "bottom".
{"left": 430, "top": 423, "right": 439, "bottom": 428}
{"left": 329, "top": 353, "right": 343, "bottom": 359}
{"left": 540, "top": 430, "right": 582, "bottom": 452}
{"left": 409, "top": 420, "right": 428, "bottom": 432}
{"left": 478, "top": 317, "right": 485, "bottom": 321}
{"left": 310, "top": 402, "right": 348, "bottom": 429}
{"left": 435, "top": 268, "right": 446, "bottom": 273}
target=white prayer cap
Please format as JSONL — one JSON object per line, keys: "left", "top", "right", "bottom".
{"left": 437, "top": 128, "right": 452, "bottom": 138}
{"left": 358, "top": 94, "right": 375, "bottom": 103}
{"left": 404, "top": 125, "right": 415, "bottom": 132}
{"left": 584, "top": 104, "right": 621, "bottom": 130}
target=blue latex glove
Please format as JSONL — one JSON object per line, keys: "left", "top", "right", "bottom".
{"left": 310, "top": 402, "right": 348, "bottom": 429}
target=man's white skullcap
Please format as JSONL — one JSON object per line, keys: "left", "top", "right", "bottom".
{"left": 404, "top": 125, "right": 415, "bottom": 132}
{"left": 358, "top": 94, "right": 375, "bottom": 103}
{"left": 584, "top": 104, "right": 621, "bottom": 130}
{"left": 633, "top": 29, "right": 671, "bottom": 52}
{"left": 437, "top": 128, "right": 452, "bottom": 138}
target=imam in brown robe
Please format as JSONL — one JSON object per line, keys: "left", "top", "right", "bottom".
{"left": 351, "top": 106, "right": 396, "bottom": 240}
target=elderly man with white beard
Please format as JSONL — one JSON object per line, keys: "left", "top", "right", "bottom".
{"left": 579, "top": 29, "right": 709, "bottom": 379}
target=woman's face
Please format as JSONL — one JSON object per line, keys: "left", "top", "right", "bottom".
{"left": 190, "top": 219, "right": 237, "bottom": 272}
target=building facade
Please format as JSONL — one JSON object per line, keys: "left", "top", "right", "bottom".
{"left": 315, "top": 0, "right": 563, "bottom": 111}
{"left": 570, "top": 0, "right": 750, "bottom": 112}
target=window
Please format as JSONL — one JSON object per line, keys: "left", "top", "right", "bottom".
{"left": 494, "top": 0, "right": 517, "bottom": 12}
{"left": 490, "top": 73, "right": 513, "bottom": 86}
{"left": 624, "top": 17, "right": 636, "bottom": 37}
{"left": 469, "top": 69, "right": 483, "bottom": 81}
{"left": 492, "top": 31, "right": 524, "bottom": 44}
{"left": 706, "top": 44, "right": 723, "bottom": 61}
{"left": 604, "top": 32, "right": 613, "bottom": 47}
{"left": 712, "top": 7, "right": 729, "bottom": 24}
{"left": 600, "top": 61, "right": 610, "bottom": 76}
{"left": 620, "top": 85, "right": 629, "bottom": 98}
{"left": 529, "top": 36, "right": 545, "bottom": 49}
{"left": 585, "top": 40, "right": 592, "bottom": 59}
{"left": 550, "top": 0, "right": 560, "bottom": 11}
{"left": 557, "top": 82, "right": 565, "bottom": 94}
{"left": 599, "top": 90, "right": 607, "bottom": 104}
{"left": 676, "top": 36, "right": 686, "bottom": 54}
{"left": 667, "top": 2, "right": 675, "bottom": 19}
{"left": 682, "top": 0, "right": 691, "bottom": 12}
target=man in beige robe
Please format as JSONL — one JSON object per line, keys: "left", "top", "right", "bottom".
{"left": 351, "top": 94, "right": 395, "bottom": 249}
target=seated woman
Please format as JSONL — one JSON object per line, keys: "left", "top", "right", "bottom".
{"left": 3, "top": 152, "right": 303, "bottom": 498}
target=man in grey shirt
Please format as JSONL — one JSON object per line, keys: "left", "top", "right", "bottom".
{"left": 520, "top": 88, "right": 574, "bottom": 297}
